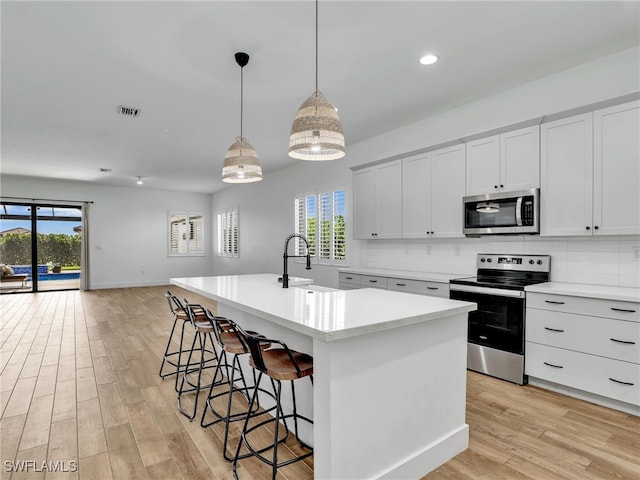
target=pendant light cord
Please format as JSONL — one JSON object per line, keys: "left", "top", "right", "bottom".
{"left": 315, "top": 0, "right": 318, "bottom": 92}
{"left": 240, "top": 64, "right": 244, "bottom": 138}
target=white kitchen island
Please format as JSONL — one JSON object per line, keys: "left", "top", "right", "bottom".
{"left": 170, "top": 273, "right": 476, "bottom": 480}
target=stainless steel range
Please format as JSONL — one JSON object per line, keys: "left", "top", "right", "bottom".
{"left": 449, "top": 254, "right": 551, "bottom": 385}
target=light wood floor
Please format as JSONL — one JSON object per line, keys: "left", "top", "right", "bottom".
{"left": 1, "top": 286, "right": 638, "bottom": 480}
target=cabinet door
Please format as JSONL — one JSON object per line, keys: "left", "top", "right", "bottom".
{"left": 431, "top": 144, "right": 465, "bottom": 238}
{"left": 402, "top": 154, "right": 431, "bottom": 238}
{"left": 593, "top": 101, "right": 640, "bottom": 235}
{"left": 375, "top": 160, "right": 403, "bottom": 238}
{"left": 353, "top": 167, "right": 376, "bottom": 239}
{"left": 500, "top": 125, "right": 540, "bottom": 192}
{"left": 541, "top": 113, "right": 593, "bottom": 236}
{"left": 465, "top": 135, "right": 500, "bottom": 195}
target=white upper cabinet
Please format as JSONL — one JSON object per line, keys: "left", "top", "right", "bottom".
{"left": 593, "top": 101, "right": 640, "bottom": 235}
{"left": 540, "top": 113, "right": 593, "bottom": 236}
{"left": 541, "top": 100, "right": 640, "bottom": 236}
{"left": 466, "top": 125, "right": 540, "bottom": 195}
{"left": 353, "top": 160, "right": 402, "bottom": 239}
{"left": 402, "top": 145, "right": 466, "bottom": 238}
{"left": 402, "top": 153, "right": 431, "bottom": 238}
{"left": 430, "top": 145, "right": 466, "bottom": 237}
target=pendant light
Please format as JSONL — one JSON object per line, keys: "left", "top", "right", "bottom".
{"left": 288, "top": 0, "right": 345, "bottom": 161}
{"left": 222, "top": 52, "right": 263, "bottom": 183}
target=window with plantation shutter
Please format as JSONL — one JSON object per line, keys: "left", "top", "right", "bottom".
{"left": 217, "top": 208, "right": 239, "bottom": 258}
{"left": 293, "top": 187, "right": 347, "bottom": 264}
{"left": 169, "top": 211, "right": 205, "bottom": 256}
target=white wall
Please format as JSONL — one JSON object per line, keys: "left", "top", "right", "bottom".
{"left": 212, "top": 45, "right": 640, "bottom": 288}
{"left": 0, "top": 175, "right": 213, "bottom": 289}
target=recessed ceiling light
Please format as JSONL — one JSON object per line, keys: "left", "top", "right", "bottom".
{"left": 419, "top": 54, "right": 438, "bottom": 65}
{"left": 136, "top": 176, "right": 143, "bottom": 185}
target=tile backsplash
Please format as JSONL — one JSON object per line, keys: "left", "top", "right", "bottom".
{"left": 359, "top": 235, "right": 640, "bottom": 288}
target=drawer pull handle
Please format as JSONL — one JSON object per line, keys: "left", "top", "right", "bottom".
{"left": 396, "top": 283, "right": 406, "bottom": 287}
{"left": 369, "top": 280, "right": 378, "bottom": 283}
{"left": 427, "top": 286, "right": 439, "bottom": 290}
{"left": 544, "top": 327, "right": 565, "bottom": 333}
{"left": 545, "top": 300, "right": 565, "bottom": 305}
{"left": 609, "top": 378, "right": 635, "bottom": 386}
{"left": 610, "top": 338, "right": 636, "bottom": 345}
{"left": 543, "top": 362, "right": 563, "bottom": 369}
{"left": 479, "top": 335, "right": 488, "bottom": 340}
{"left": 345, "top": 277, "right": 353, "bottom": 280}
{"left": 610, "top": 307, "right": 636, "bottom": 313}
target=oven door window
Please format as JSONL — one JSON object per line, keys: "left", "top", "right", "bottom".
{"left": 450, "top": 290, "right": 525, "bottom": 354}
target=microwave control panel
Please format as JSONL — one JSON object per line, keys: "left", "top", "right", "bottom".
{"left": 521, "top": 197, "right": 534, "bottom": 226}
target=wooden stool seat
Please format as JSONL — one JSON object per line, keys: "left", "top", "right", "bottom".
{"left": 249, "top": 349, "right": 313, "bottom": 381}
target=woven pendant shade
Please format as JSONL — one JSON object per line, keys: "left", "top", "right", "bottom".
{"left": 222, "top": 137, "right": 262, "bottom": 183}
{"left": 221, "top": 51, "right": 263, "bottom": 184}
{"left": 289, "top": 90, "right": 345, "bottom": 161}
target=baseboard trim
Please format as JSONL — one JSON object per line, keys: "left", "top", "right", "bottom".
{"left": 377, "top": 424, "right": 469, "bottom": 480}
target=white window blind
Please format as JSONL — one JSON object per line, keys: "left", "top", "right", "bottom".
{"left": 293, "top": 188, "right": 346, "bottom": 264}
{"left": 217, "top": 209, "right": 239, "bottom": 258}
{"left": 169, "top": 211, "right": 205, "bottom": 256}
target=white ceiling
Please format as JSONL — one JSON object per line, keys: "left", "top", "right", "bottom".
{"left": 2, "top": 1, "right": 639, "bottom": 194}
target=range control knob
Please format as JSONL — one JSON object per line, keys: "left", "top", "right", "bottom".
{"left": 529, "top": 259, "right": 535, "bottom": 265}
{"left": 480, "top": 258, "right": 486, "bottom": 263}
{"left": 537, "top": 259, "right": 543, "bottom": 265}
{"left": 486, "top": 258, "right": 492, "bottom": 263}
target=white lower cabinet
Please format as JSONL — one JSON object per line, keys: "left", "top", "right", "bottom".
{"left": 526, "top": 343, "right": 639, "bottom": 406}
{"left": 526, "top": 292, "right": 640, "bottom": 408}
{"left": 387, "top": 278, "right": 449, "bottom": 298}
{"left": 338, "top": 271, "right": 449, "bottom": 298}
{"left": 338, "top": 273, "right": 362, "bottom": 290}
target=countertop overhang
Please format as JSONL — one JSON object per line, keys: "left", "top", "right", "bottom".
{"left": 170, "top": 273, "right": 476, "bottom": 342}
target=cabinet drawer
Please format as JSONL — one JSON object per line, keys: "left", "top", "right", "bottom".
{"left": 526, "top": 342, "right": 640, "bottom": 406}
{"left": 338, "top": 272, "right": 361, "bottom": 284}
{"left": 361, "top": 275, "right": 388, "bottom": 289}
{"left": 527, "top": 293, "right": 640, "bottom": 322}
{"left": 387, "top": 278, "right": 449, "bottom": 298}
{"left": 527, "top": 309, "right": 640, "bottom": 363}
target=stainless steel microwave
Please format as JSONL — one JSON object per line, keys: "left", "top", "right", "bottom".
{"left": 463, "top": 188, "right": 539, "bottom": 235}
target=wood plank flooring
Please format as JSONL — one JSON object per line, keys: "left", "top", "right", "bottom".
{"left": 1, "top": 286, "right": 638, "bottom": 479}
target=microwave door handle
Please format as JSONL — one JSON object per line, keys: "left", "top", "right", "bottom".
{"left": 515, "top": 196, "right": 523, "bottom": 226}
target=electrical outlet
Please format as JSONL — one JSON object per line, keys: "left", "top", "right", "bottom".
{"left": 632, "top": 246, "right": 640, "bottom": 262}
{"left": 454, "top": 245, "right": 461, "bottom": 257}
{"left": 426, "top": 245, "right": 432, "bottom": 255}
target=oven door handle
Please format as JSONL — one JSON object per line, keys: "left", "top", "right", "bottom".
{"left": 449, "top": 283, "right": 525, "bottom": 298}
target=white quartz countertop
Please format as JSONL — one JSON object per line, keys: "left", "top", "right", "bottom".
{"left": 171, "top": 273, "right": 476, "bottom": 342}
{"left": 525, "top": 282, "right": 640, "bottom": 303}
{"left": 338, "top": 267, "right": 462, "bottom": 283}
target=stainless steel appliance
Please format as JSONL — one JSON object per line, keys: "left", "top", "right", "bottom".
{"left": 463, "top": 188, "right": 539, "bottom": 236}
{"left": 449, "top": 254, "right": 550, "bottom": 385}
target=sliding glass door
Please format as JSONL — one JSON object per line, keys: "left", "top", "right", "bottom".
{"left": 0, "top": 202, "right": 82, "bottom": 293}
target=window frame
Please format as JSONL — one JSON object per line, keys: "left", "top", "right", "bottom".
{"left": 294, "top": 186, "right": 347, "bottom": 266}
{"left": 216, "top": 208, "right": 240, "bottom": 258}
{"left": 168, "top": 211, "right": 205, "bottom": 257}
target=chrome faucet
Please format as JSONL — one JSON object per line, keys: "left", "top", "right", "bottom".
{"left": 282, "top": 233, "right": 311, "bottom": 288}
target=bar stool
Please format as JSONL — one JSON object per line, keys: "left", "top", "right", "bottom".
{"left": 158, "top": 291, "right": 199, "bottom": 392}
{"left": 200, "top": 314, "right": 277, "bottom": 461}
{"left": 176, "top": 301, "right": 221, "bottom": 421}
{"left": 232, "top": 326, "right": 313, "bottom": 480}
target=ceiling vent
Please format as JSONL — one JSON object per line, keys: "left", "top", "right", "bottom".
{"left": 119, "top": 105, "right": 140, "bottom": 117}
